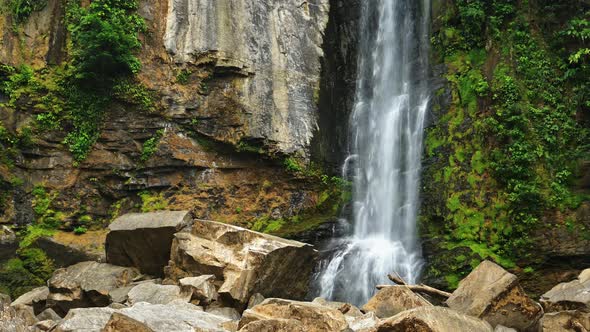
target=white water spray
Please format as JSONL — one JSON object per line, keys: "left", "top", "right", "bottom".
{"left": 317, "top": 0, "right": 431, "bottom": 306}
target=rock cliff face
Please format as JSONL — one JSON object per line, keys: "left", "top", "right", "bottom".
{"left": 0, "top": 0, "right": 356, "bottom": 242}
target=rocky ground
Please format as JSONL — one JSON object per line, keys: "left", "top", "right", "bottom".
{"left": 0, "top": 211, "right": 588, "bottom": 331}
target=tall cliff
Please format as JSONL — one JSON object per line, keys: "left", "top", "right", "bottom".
{"left": 420, "top": 0, "right": 590, "bottom": 294}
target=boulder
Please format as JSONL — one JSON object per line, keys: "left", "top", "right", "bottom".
{"left": 347, "top": 312, "right": 381, "bottom": 332}
{"left": 126, "top": 282, "right": 191, "bottom": 305}
{"left": 539, "top": 311, "right": 590, "bottom": 332}
{"left": 106, "top": 211, "right": 192, "bottom": 277}
{"left": 376, "top": 306, "right": 493, "bottom": 332}
{"left": 362, "top": 286, "right": 431, "bottom": 319}
{"left": 47, "top": 261, "right": 139, "bottom": 315}
{"left": 116, "top": 302, "right": 232, "bottom": 332}
{"left": 494, "top": 326, "right": 517, "bottom": 332}
{"left": 239, "top": 298, "right": 349, "bottom": 332}
{"left": 103, "top": 312, "right": 155, "bottom": 332}
{"left": 53, "top": 307, "right": 117, "bottom": 332}
{"left": 0, "top": 304, "right": 32, "bottom": 332}
{"left": 12, "top": 304, "right": 38, "bottom": 326}
{"left": 446, "top": 260, "right": 543, "bottom": 330}
{"left": 206, "top": 306, "right": 241, "bottom": 321}
{"left": 11, "top": 286, "right": 49, "bottom": 314}
{"left": 247, "top": 293, "right": 265, "bottom": 309}
{"left": 34, "top": 319, "right": 58, "bottom": 331}
{"left": 540, "top": 269, "right": 590, "bottom": 312}
{"left": 312, "top": 297, "right": 363, "bottom": 317}
{"left": 180, "top": 275, "right": 218, "bottom": 304}
{"left": 238, "top": 319, "right": 305, "bottom": 332}
{"left": 165, "top": 219, "right": 317, "bottom": 306}
{"left": 37, "top": 307, "right": 62, "bottom": 321}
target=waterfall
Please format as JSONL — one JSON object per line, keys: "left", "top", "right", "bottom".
{"left": 316, "top": 0, "right": 431, "bottom": 306}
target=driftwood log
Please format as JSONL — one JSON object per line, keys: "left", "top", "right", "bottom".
{"left": 376, "top": 272, "right": 452, "bottom": 299}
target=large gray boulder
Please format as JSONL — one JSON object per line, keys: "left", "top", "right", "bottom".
{"left": 362, "top": 286, "right": 431, "bottom": 319}
{"left": 540, "top": 268, "right": 590, "bottom": 312}
{"left": 47, "top": 261, "right": 139, "bottom": 315}
{"left": 376, "top": 306, "right": 493, "bottom": 332}
{"left": 539, "top": 311, "right": 590, "bottom": 332}
{"left": 126, "top": 282, "right": 191, "bottom": 305}
{"left": 53, "top": 302, "right": 233, "bottom": 332}
{"left": 106, "top": 211, "right": 192, "bottom": 276}
{"left": 238, "top": 298, "right": 349, "bottom": 332}
{"left": 0, "top": 303, "right": 34, "bottom": 332}
{"left": 165, "top": 219, "right": 317, "bottom": 306}
{"left": 11, "top": 286, "right": 49, "bottom": 314}
{"left": 115, "top": 302, "right": 232, "bottom": 332}
{"left": 53, "top": 307, "right": 117, "bottom": 332}
{"left": 446, "top": 260, "right": 543, "bottom": 331}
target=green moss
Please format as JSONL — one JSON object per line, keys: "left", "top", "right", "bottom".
{"left": 139, "top": 191, "right": 168, "bottom": 212}
{"left": 283, "top": 157, "right": 304, "bottom": 173}
{"left": 141, "top": 129, "right": 164, "bottom": 161}
{"left": 445, "top": 274, "right": 461, "bottom": 290}
{"left": 176, "top": 69, "right": 192, "bottom": 84}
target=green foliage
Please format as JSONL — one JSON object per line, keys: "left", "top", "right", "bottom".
{"left": 0, "top": 247, "right": 54, "bottom": 298}
{"left": 19, "top": 225, "right": 55, "bottom": 248}
{"left": 141, "top": 129, "right": 164, "bottom": 161}
{"left": 113, "top": 79, "right": 155, "bottom": 111}
{"left": 73, "top": 226, "right": 88, "bottom": 234}
{"left": 66, "top": 0, "right": 146, "bottom": 84}
{"left": 1, "top": 0, "right": 47, "bottom": 24}
{"left": 17, "top": 248, "right": 54, "bottom": 281}
{"left": 176, "top": 69, "right": 192, "bottom": 84}
{"left": 139, "top": 191, "right": 168, "bottom": 212}
{"left": 283, "top": 157, "right": 304, "bottom": 173}
{"left": 424, "top": 0, "right": 589, "bottom": 286}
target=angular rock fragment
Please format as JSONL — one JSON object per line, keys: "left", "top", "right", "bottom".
{"left": 165, "top": 219, "right": 317, "bottom": 306}
{"left": 117, "top": 302, "right": 232, "bottom": 332}
{"left": 180, "top": 275, "right": 218, "bottom": 304}
{"left": 347, "top": 312, "right": 381, "bottom": 332}
{"left": 446, "top": 260, "right": 543, "bottom": 331}
{"left": 312, "top": 297, "right": 364, "bottom": 317}
{"left": 376, "top": 306, "right": 493, "bottom": 332}
{"left": 103, "top": 312, "right": 155, "bottom": 332}
{"left": 106, "top": 211, "right": 192, "bottom": 276}
{"left": 34, "top": 319, "right": 58, "bottom": 331}
{"left": 126, "top": 282, "right": 191, "bottom": 305}
{"left": 539, "top": 310, "right": 590, "bottom": 332}
{"left": 11, "top": 286, "right": 49, "bottom": 314}
{"left": 239, "top": 298, "right": 349, "bottom": 332}
{"left": 238, "top": 318, "right": 305, "bottom": 332}
{"left": 540, "top": 268, "right": 590, "bottom": 312}
{"left": 53, "top": 307, "right": 117, "bottom": 332}
{"left": 362, "top": 285, "right": 431, "bottom": 318}
{"left": 47, "top": 261, "right": 138, "bottom": 315}
{"left": 206, "top": 306, "right": 241, "bottom": 321}
{"left": 37, "top": 307, "right": 61, "bottom": 321}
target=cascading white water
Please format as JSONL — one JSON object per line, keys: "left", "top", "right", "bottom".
{"left": 317, "top": 0, "right": 431, "bottom": 306}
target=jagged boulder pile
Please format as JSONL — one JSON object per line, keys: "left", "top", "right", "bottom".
{"left": 3, "top": 211, "right": 590, "bottom": 331}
